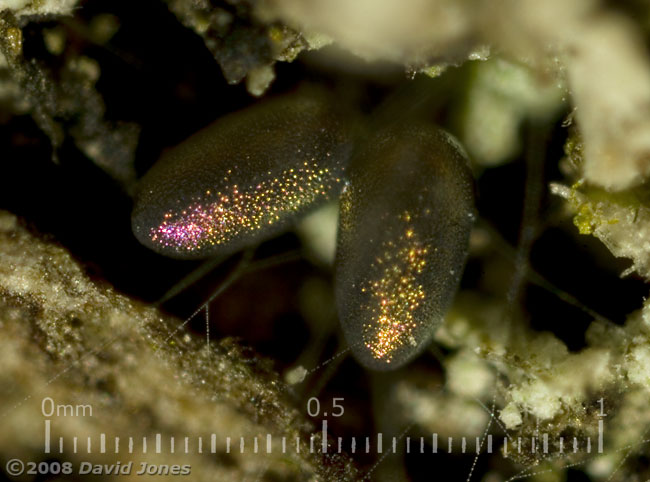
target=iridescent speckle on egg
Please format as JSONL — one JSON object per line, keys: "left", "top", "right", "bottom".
{"left": 132, "top": 89, "right": 357, "bottom": 259}
{"left": 335, "top": 123, "right": 475, "bottom": 370}
{"left": 359, "top": 210, "right": 428, "bottom": 361}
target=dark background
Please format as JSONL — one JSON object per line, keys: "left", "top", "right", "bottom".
{"left": 0, "top": 0, "right": 647, "bottom": 479}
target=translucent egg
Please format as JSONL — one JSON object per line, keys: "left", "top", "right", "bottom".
{"left": 335, "top": 123, "right": 475, "bottom": 370}
{"left": 132, "top": 89, "right": 358, "bottom": 259}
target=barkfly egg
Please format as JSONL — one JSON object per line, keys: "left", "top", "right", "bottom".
{"left": 335, "top": 122, "right": 476, "bottom": 370}
{"left": 132, "top": 88, "right": 358, "bottom": 259}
